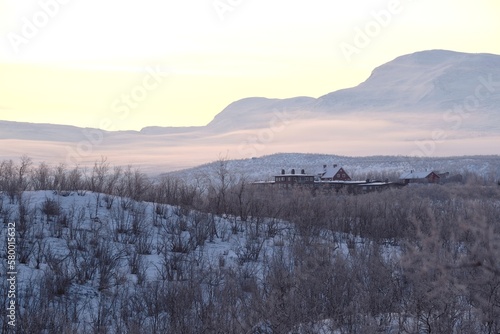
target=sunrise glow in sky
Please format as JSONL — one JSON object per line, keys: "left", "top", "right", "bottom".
{"left": 1, "top": 0, "right": 500, "bottom": 131}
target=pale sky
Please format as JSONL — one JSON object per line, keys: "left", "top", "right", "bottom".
{"left": 1, "top": 0, "right": 499, "bottom": 131}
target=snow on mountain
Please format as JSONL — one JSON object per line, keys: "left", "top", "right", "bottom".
{"left": 1, "top": 50, "right": 499, "bottom": 172}
{"left": 206, "top": 96, "right": 316, "bottom": 131}
{"left": 0, "top": 121, "right": 94, "bottom": 142}
{"left": 315, "top": 50, "right": 500, "bottom": 112}
{"left": 206, "top": 51, "right": 500, "bottom": 130}
{"left": 139, "top": 125, "right": 204, "bottom": 135}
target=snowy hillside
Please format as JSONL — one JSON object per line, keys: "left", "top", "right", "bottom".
{"left": 2, "top": 174, "right": 500, "bottom": 332}
{"left": 2, "top": 186, "right": 411, "bottom": 333}
{"left": 166, "top": 152, "right": 500, "bottom": 183}
{"left": 0, "top": 190, "right": 299, "bottom": 332}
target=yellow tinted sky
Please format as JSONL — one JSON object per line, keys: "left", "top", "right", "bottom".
{"left": 1, "top": 0, "right": 499, "bottom": 130}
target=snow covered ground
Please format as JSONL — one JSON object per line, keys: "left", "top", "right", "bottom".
{"left": 0, "top": 189, "right": 402, "bottom": 333}
{"left": 2, "top": 174, "right": 500, "bottom": 332}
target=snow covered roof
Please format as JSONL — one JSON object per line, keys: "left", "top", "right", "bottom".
{"left": 276, "top": 168, "right": 315, "bottom": 177}
{"left": 318, "top": 165, "right": 343, "bottom": 179}
{"left": 399, "top": 171, "right": 436, "bottom": 179}
{"left": 319, "top": 180, "right": 365, "bottom": 185}
{"left": 361, "top": 182, "right": 392, "bottom": 186}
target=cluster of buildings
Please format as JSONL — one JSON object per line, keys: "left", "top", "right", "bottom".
{"left": 254, "top": 164, "right": 449, "bottom": 193}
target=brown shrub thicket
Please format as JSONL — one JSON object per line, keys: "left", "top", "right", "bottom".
{"left": 0, "top": 156, "right": 499, "bottom": 333}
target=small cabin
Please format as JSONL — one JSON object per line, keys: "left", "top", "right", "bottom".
{"left": 399, "top": 170, "right": 440, "bottom": 184}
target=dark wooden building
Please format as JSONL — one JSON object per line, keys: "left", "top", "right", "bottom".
{"left": 399, "top": 171, "right": 440, "bottom": 184}
{"left": 318, "top": 164, "right": 351, "bottom": 181}
{"left": 253, "top": 167, "right": 403, "bottom": 193}
{"left": 275, "top": 169, "right": 315, "bottom": 188}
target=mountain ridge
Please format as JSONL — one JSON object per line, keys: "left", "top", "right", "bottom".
{"left": 3, "top": 49, "right": 499, "bottom": 136}
{"left": 1, "top": 49, "right": 499, "bottom": 171}
{"left": 314, "top": 49, "right": 500, "bottom": 113}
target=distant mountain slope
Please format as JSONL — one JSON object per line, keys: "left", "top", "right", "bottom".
{"left": 0, "top": 120, "right": 91, "bottom": 142}
{"left": 4, "top": 50, "right": 499, "bottom": 139}
{"left": 1, "top": 49, "right": 499, "bottom": 172}
{"left": 206, "top": 96, "right": 316, "bottom": 131}
{"left": 315, "top": 50, "right": 500, "bottom": 112}
{"left": 205, "top": 49, "right": 500, "bottom": 130}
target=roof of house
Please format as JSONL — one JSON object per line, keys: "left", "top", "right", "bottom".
{"left": 275, "top": 174, "right": 316, "bottom": 177}
{"left": 319, "top": 165, "right": 344, "bottom": 179}
{"left": 319, "top": 180, "right": 365, "bottom": 185}
{"left": 399, "top": 171, "right": 438, "bottom": 180}
{"left": 275, "top": 169, "right": 315, "bottom": 177}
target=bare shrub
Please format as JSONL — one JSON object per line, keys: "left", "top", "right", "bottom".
{"left": 41, "top": 197, "right": 61, "bottom": 221}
